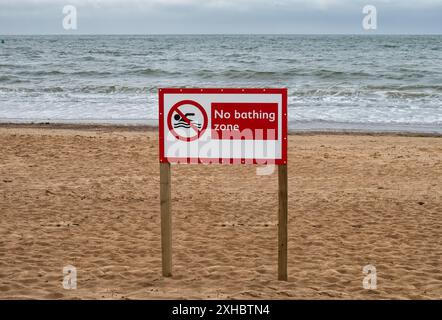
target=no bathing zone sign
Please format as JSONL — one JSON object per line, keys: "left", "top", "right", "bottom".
{"left": 159, "top": 88, "right": 288, "bottom": 164}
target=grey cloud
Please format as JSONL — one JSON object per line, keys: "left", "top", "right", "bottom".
{"left": 0, "top": 0, "right": 441, "bottom": 34}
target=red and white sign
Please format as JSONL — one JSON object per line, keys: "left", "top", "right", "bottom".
{"left": 159, "top": 88, "right": 287, "bottom": 164}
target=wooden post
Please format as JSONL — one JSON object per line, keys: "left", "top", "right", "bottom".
{"left": 278, "top": 164, "right": 288, "bottom": 281}
{"left": 160, "top": 162, "right": 172, "bottom": 277}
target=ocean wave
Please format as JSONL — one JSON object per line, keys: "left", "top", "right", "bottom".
{"left": 14, "top": 70, "right": 114, "bottom": 77}
{"left": 194, "top": 69, "right": 290, "bottom": 80}
{"left": 2, "top": 83, "right": 440, "bottom": 98}
{"left": 82, "top": 56, "right": 97, "bottom": 61}
{"left": 0, "top": 76, "right": 27, "bottom": 84}
{"left": 381, "top": 44, "right": 400, "bottom": 48}
{"left": 311, "top": 69, "right": 373, "bottom": 79}
{"left": 191, "top": 68, "right": 376, "bottom": 80}
{"left": 221, "top": 69, "right": 280, "bottom": 79}
{"left": 0, "top": 85, "right": 156, "bottom": 94}
{"left": 78, "top": 85, "right": 155, "bottom": 94}
{"left": 127, "top": 68, "right": 181, "bottom": 76}
{"left": 366, "top": 84, "right": 442, "bottom": 92}
{"left": 288, "top": 87, "right": 442, "bottom": 99}
{"left": 0, "top": 86, "right": 64, "bottom": 93}
{"left": 87, "top": 49, "right": 125, "bottom": 56}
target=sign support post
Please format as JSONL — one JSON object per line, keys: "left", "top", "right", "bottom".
{"left": 278, "top": 164, "right": 288, "bottom": 281}
{"left": 160, "top": 162, "right": 172, "bottom": 277}
{"left": 159, "top": 88, "right": 288, "bottom": 281}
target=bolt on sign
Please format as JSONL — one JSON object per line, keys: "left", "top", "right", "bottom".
{"left": 159, "top": 88, "right": 287, "bottom": 164}
{"left": 158, "top": 88, "right": 288, "bottom": 281}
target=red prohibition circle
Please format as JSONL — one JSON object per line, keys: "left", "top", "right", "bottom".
{"left": 167, "top": 100, "right": 208, "bottom": 142}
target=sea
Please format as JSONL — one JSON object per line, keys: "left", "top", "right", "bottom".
{"left": 0, "top": 35, "right": 441, "bottom": 133}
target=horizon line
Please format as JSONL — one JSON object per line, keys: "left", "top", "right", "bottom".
{"left": 1, "top": 33, "right": 441, "bottom": 36}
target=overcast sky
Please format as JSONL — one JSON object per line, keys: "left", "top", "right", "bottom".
{"left": 0, "top": 0, "right": 441, "bottom": 34}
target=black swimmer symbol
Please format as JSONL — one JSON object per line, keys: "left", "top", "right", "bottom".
{"left": 173, "top": 112, "right": 202, "bottom": 129}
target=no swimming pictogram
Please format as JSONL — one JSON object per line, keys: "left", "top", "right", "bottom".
{"left": 167, "top": 100, "right": 208, "bottom": 142}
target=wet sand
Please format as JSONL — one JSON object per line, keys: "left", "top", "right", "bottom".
{"left": 0, "top": 124, "right": 441, "bottom": 299}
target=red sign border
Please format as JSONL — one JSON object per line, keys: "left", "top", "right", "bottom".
{"left": 159, "top": 88, "right": 288, "bottom": 165}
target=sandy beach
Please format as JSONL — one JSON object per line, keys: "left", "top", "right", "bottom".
{"left": 0, "top": 124, "right": 440, "bottom": 299}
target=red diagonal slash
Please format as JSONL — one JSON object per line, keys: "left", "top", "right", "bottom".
{"left": 174, "top": 107, "right": 200, "bottom": 134}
